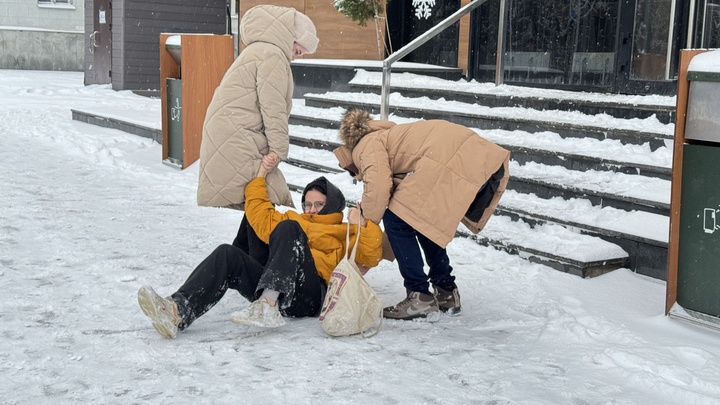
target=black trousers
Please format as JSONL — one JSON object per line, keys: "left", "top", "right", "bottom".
{"left": 171, "top": 217, "right": 327, "bottom": 330}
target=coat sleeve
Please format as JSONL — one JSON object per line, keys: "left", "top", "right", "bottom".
{"left": 357, "top": 137, "right": 394, "bottom": 223}
{"left": 256, "top": 52, "right": 291, "bottom": 161}
{"left": 352, "top": 220, "right": 383, "bottom": 268}
{"left": 244, "top": 177, "right": 291, "bottom": 243}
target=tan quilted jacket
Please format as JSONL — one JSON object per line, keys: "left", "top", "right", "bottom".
{"left": 351, "top": 119, "right": 510, "bottom": 248}
{"left": 197, "top": 5, "right": 295, "bottom": 209}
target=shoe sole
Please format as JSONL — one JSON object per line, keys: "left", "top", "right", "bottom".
{"left": 439, "top": 306, "right": 461, "bottom": 316}
{"left": 383, "top": 310, "right": 441, "bottom": 322}
{"left": 138, "top": 287, "right": 176, "bottom": 339}
{"left": 230, "top": 314, "right": 285, "bottom": 329}
{"left": 229, "top": 313, "right": 285, "bottom": 328}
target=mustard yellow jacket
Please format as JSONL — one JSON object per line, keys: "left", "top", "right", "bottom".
{"left": 244, "top": 178, "right": 383, "bottom": 282}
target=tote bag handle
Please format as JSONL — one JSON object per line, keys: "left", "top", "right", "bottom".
{"left": 345, "top": 221, "right": 383, "bottom": 338}
{"left": 345, "top": 217, "right": 360, "bottom": 262}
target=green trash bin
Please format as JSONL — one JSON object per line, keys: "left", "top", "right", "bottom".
{"left": 676, "top": 52, "right": 720, "bottom": 328}
{"left": 166, "top": 78, "right": 183, "bottom": 167}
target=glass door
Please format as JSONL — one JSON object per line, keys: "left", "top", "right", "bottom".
{"left": 468, "top": 0, "right": 681, "bottom": 94}
{"left": 613, "top": 0, "right": 679, "bottom": 94}
{"left": 469, "top": 0, "right": 620, "bottom": 92}
{"left": 629, "top": 0, "right": 675, "bottom": 81}
{"left": 691, "top": 0, "right": 720, "bottom": 48}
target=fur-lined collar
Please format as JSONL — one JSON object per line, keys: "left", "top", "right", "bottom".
{"left": 338, "top": 109, "right": 373, "bottom": 151}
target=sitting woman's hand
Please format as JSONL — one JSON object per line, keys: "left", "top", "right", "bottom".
{"left": 257, "top": 152, "right": 280, "bottom": 178}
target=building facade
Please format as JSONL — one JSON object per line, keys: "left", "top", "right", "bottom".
{"left": 384, "top": 0, "right": 720, "bottom": 96}
{"left": 83, "top": 0, "right": 228, "bottom": 94}
{"left": 0, "top": 0, "right": 85, "bottom": 71}
{"left": 6, "top": 0, "right": 717, "bottom": 97}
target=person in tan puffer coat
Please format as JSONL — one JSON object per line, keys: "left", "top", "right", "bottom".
{"left": 197, "top": 5, "right": 319, "bottom": 211}
{"left": 333, "top": 109, "right": 510, "bottom": 321}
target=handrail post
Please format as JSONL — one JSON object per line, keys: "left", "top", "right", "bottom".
{"left": 379, "top": 0, "right": 488, "bottom": 120}
{"left": 380, "top": 61, "right": 392, "bottom": 120}
{"left": 495, "top": 0, "right": 507, "bottom": 86}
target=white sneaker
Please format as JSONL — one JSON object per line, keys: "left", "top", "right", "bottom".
{"left": 138, "top": 285, "right": 180, "bottom": 339}
{"left": 229, "top": 296, "right": 286, "bottom": 328}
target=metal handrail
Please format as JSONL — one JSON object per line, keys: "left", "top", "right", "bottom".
{"left": 380, "top": 0, "right": 491, "bottom": 120}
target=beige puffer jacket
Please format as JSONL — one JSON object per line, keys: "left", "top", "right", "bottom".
{"left": 341, "top": 113, "right": 510, "bottom": 248}
{"left": 197, "top": 5, "right": 296, "bottom": 209}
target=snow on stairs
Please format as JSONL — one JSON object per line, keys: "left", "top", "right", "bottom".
{"left": 279, "top": 150, "right": 629, "bottom": 279}
{"left": 288, "top": 80, "right": 672, "bottom": 279}
{"left": 346, "top": 70, "right": 675, "bottom": 125}
{"left": 284, "top": 124, "right": 662, "bottom": 278}
{"left": 303, "top": 91, "right": 674, "bottom": 150}
{"left": 67, "top": 65, "right": 668, "bottom": 278}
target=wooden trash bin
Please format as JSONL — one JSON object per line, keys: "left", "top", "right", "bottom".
{"left": 160, "top": 33, "right": 234, "bottom": 169}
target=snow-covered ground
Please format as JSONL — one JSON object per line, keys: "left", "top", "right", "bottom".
{"left": 2, "top": 69, "right": 720, "bottom": 404}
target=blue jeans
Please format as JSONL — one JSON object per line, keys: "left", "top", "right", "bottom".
{"left": 382, "top": 209, "right": 454, "bottom": 294}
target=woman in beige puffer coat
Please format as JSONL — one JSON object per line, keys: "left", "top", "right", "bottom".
{"left": 197, "top": 5, "right": 318, "bottom": 210}
{"left": 334, "top": 109, "right": 510, "bottom": 321}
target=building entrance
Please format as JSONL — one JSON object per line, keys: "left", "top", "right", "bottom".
{"left": 468, "top": 0, "right": 681, "bottom": 95}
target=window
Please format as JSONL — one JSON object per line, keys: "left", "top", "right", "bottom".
{"left": 38, "top": 0, "right": 74, "bottom": 8}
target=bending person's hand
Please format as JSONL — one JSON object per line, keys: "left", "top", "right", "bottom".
{"left": 347, "top": 205, "right": 366, "bottom": 227}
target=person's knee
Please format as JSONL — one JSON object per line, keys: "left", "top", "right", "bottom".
{"left": 211, "top": 243, "right": 235, "bottom": 258}
{"left": 216, "top": 243, "right": 234, "bottom": 251}
{"left": 272, "top": 220, "right": 303, "bottom": 236}
{"left": 269, "top": 220, "right": 308, "bottom": 247}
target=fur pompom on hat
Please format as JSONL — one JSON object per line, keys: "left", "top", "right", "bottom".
{"left": 294, "top": 11, "right": 319, "bottom": 54}
{"left": 339, "top": 109, "right": 373, "bottom": 151}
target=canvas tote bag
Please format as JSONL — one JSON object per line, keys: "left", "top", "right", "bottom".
{"left": 319, "top": 222, "right": 383, "bottom": 337}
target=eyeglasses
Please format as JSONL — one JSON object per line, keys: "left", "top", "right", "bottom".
{"left": 302, "top": 201, "right": 326, "bottom": 211}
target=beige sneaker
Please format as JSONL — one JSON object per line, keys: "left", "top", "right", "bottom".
{"left": 229, "top": 296, "right": 286, "bottom": 328}
{"left": 138, "top": 285, "right": 180, "bottom": 339}
{"left": 383, "top": 291, "right": 439, "bottom": 320}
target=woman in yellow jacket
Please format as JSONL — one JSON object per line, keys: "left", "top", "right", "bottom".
{"left": 137, "top": 157, "right": 383, "bottom": 339}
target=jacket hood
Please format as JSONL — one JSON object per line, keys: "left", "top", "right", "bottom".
{"left": 339, "top": 109, "right": 374, "bottom": 151}
{"left": 302, "top": 176, "right": 346, "bottom": 215}
{"left": 240, "top": 5, "right": 295, "bottom": 60}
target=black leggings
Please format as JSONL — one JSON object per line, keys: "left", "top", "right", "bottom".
{"left": 171, "top": 218, "right": 327, "bottom": 330}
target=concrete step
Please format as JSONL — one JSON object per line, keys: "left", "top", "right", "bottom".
{"left": 302, "top": 92, "right": 673, "bottom": 150}
{"left": 347, "top": 69, "right": 676, "bottom": 124}
{"left": 291, "top": 60, "right": 463, "bottom": 99}
{"left": 69, "top": 95, "right": 666, "bottom": 278}
{"left": 284, "top": 140, "right": 665, "bottom": 278}
{"left": 288, "top": 109, "right": 671, "bottom": 216}
{"left": 279, "top": 159, "right": 630, "bottom": 278}
{"left": 497, "top": 190, "right": 667, "bottom": 280}
{"left": 289, "top": 105, "right": 672, "bottom": 180}
{"left": 285, "top": 137, "right": 669, "bottom": 240}
{"left": 508, "top": 161, "right": 670, "bottom": 216}
{"left": 71, "top": 109, "right": 161, "bottom": 143}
